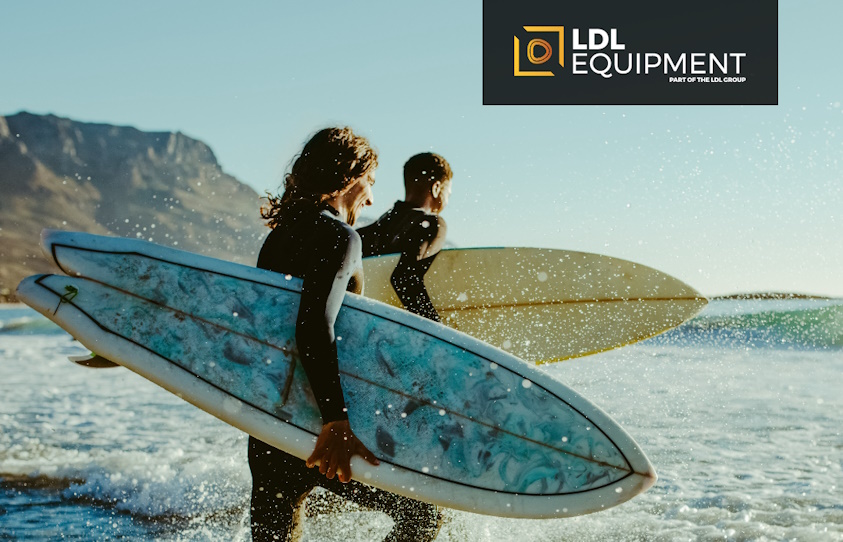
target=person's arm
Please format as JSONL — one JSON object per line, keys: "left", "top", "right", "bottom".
{"left": 306, "top": 419, "right": 378, "bottom": 482}
{"left": 295, "top": 228, "right": 357, "bottom": 422}
{"left": 389, "top": 216, "right": 447, "bottom": 322}
{"left": 355, "top": 220, "right": 379, "bottom": 258}
{"left": 296, "top": 226, "right": 379, "bottom": 482}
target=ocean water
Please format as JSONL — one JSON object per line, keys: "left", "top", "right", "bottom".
{"left": 0, "top": 299, "right": 841, "bottom": 541}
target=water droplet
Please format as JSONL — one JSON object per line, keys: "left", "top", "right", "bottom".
{"left": 222, "top": 397, "right": 241, "bottom": 413}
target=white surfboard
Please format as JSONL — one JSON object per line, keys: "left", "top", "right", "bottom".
{"left": 19, "top": 230, "right": 657, "bottom": 518}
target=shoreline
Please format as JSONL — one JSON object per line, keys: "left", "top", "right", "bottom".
{"left": 711, "top": 292, "right": 837, "bottom": 301}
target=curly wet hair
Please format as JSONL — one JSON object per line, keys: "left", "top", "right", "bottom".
{"left": 261, "top": 127, "right": 378, "bottom": 228}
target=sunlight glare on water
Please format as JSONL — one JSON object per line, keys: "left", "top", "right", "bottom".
{"left": 0, "top": 301, "right": 841, "bottom": 540}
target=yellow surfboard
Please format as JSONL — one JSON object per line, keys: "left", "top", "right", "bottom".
{"left": 363, "top": 248, "right": 707, "bottom": 364}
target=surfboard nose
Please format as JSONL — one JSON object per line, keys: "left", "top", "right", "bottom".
{"left": 641, "top": 462, "right": 658, "bottom": 490}
{"left": 628, "top": 438, "right": 658, "bottom": 491}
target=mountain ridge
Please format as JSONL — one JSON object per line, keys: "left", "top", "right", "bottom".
{"left": 0, "top": 111, "right": 267, "bottom": 302}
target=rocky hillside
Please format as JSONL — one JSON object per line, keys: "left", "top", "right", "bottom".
{"left": 0, "top": 112, "right": 267, "bottom": 301}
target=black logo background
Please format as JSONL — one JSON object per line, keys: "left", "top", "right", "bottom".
{"left": 483, "top": 0, "right": 778, "bottom": 105}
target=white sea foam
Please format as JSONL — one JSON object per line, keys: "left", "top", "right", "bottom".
{"left": 1, "top": 303, "right": 841, "bottom": 540}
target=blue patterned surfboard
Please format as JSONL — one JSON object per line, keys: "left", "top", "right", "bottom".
{"left": 16, "top": 230, "right": 656, "bottom": 518}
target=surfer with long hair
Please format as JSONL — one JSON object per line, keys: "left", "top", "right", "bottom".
{"left": 251, "top": 127, "right": 440, "bottom": 541}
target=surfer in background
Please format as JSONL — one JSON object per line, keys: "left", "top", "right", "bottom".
{"left": 357, "top": 152, "right": 453, "bottom": 322}
{"left": 252, "top": 127, "right": 440, "bottom": 542}
{"left": 351, "top": 152, "right": 452, "bottom": 535}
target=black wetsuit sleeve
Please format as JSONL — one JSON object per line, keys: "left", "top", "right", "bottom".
{"left": 356, "top": 221, "right": 379, "bottom": 258}
{"left": 295, "top": 227, "right": 361, "bottom": 423}
{"left": 390, "top": 217, "right": 448, "bottom": 322}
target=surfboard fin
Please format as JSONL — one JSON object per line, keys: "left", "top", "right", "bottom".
{"left": 68, "top": 353, "right": 120, "bottom": 368}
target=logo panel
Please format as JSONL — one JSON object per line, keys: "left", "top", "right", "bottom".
{"left": 483, "top": 0, "right": 778, "bottom": 105}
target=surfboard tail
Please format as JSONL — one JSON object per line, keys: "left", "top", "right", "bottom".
{"left": 17, "top": 274, "right": 61, "bottom": 315}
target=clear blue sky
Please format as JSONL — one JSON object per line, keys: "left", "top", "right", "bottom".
{"left": 2, "top": 1, "right": 841, "bottom": 296}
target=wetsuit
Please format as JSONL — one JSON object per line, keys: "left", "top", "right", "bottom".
{"left": 357, "top": 201, "right": 448, "bottom": 322}
{"left": 250, "top": 200, "right": 441, "bottom": 542}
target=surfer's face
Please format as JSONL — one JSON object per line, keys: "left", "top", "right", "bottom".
{"left": 431, "top": 179, "right": 451, "bottom": 214}
{"left": 342, "top": 170, "right": 375, "bottom": 226}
